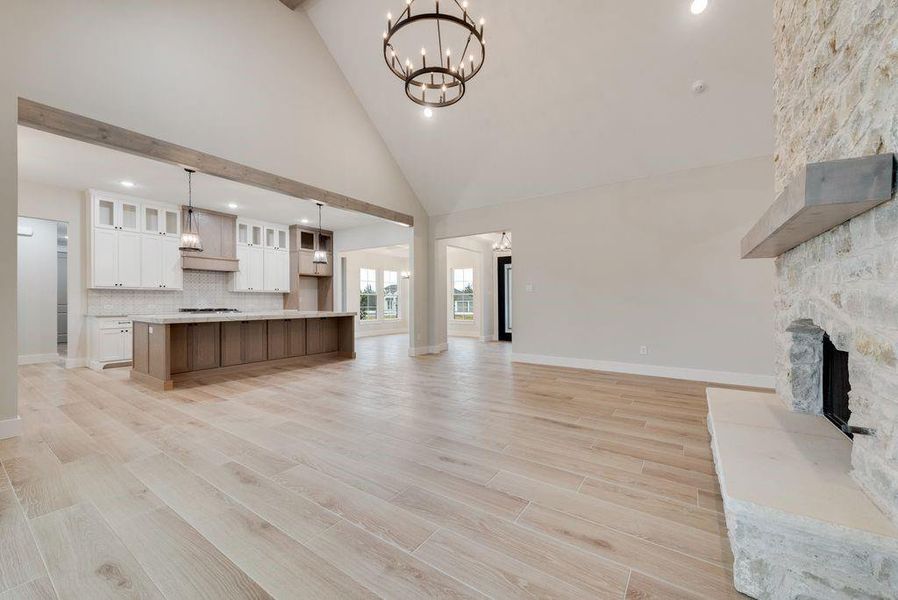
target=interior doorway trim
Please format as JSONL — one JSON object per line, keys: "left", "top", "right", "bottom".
{"left": 17, "top": 98, "right": 414, "bottom": 227}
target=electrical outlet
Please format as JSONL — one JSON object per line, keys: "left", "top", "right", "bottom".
{"left": 639, "top": 346, "right": 648, "bottom": 355}
{"left": 525, "top": 283, "right": 534, "bottom": 292}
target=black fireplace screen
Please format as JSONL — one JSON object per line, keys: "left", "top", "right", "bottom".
{"left": 822, "top": 333, "right": 852, "bottom": 438}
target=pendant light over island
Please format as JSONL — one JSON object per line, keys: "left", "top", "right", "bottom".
{"left": 178, "top": 168, "right": 203, "bottom": 252}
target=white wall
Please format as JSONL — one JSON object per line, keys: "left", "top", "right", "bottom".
{"left": 1, "top": 0, "right": 433, "bottom": 428}
{"left": 17, "top": 217, "right": 58, "bottom": 363}
{"left": 341, "top": 250, "right": 410, "bottom": 338}
{"left": 430, "top": 156, "right": 776, "bottom": 387}
{"left": 17, "top": 180, "right": 87, "bottom": 367}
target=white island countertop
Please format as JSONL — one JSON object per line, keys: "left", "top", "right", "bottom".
{"left": 130, "top": 310, "right": 357, "bottom": 325}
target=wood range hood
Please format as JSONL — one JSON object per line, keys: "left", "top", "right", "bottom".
{"left": 179, "top": 206, "right": 239, "bottom": 272}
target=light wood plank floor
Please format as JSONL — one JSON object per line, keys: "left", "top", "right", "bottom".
{"left": 2, "top": 335, "right": 749, "bottom": 599}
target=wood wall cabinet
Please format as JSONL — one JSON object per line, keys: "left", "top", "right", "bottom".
{"left": 285, "top": 225, "right": 335, "bottom": 311}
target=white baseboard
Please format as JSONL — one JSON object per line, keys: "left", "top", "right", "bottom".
{"left": 65, "top": 357, "right": 88, "bottom": 369}
{"left": 511, "top": 352, "right": 775, "bottom": 388}
{"left": 0, "top": 416, "right": 21, "bottom": 440}
{"left": 408, "top": 342, "right": 449, "bottom": 357}
{"left": 17, "top": 353, "right": 59, "bottom": 366}
{"left": 479, "top": 334, "right": 498, "bottom": 342}
{"left": 356, "top": 328, "right": 409, "bottom": 339}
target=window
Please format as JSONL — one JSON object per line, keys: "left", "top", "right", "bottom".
{"left": 360, "top": 268, "right": 377, "bottom": 320}
{"left": 383, "top": 270, "right": 399, "bottom": 320}
{"left": 452, "top": 268, "right": 474, "bottom": 320}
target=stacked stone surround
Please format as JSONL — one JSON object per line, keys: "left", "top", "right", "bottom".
{"left": 773, "top": 0, "right": 898, "bottom": 524}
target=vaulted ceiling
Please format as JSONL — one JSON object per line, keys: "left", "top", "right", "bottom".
{"left": 286, "top": 0, "right": 774, "bottom": 216}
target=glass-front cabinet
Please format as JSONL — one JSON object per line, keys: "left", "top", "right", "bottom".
{"left": 142, "top": 205, "right": 181, "bottom": 236}
{"left": 238, "top": 220, "right": 288, "bottom": 251}
{"left": 93, "top": 193, "right": 140, "bottom": 232}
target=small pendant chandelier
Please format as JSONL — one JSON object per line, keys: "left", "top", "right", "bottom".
{"left": 383, "top": 0, "right": 487, "bottom": 109}
{"left": 313, "top": 202, "right": 328, "bottom": 264}
{"left": 179, "top": 168, "right": 203, "bottom": 252}
{"left": 492, "top": 231, "right": 511, "bottom": 252}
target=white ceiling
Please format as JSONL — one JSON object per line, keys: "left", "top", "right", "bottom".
{"left": 304, "top": 0, "right": 774, "bottom": 216}
{"left": 17, "top": 126, "right": 388, "bottom": 231}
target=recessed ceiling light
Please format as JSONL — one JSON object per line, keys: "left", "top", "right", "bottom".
{"left": 228, "top": 202, "right": 238, "bottom": 209}
{"left": 423, "top": 107, "right": 434, "bottom": 119}
{"left": 120, "top": 180, "right": 135, "bottom": 188}
{"left": 300, "top": 218, "right": 310, "bottom": 224}
{"left": 690, "top": 0, "right": 709, "bottom": 15}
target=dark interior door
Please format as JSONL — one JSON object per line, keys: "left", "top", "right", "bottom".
{"left": 497, "top": 256, "right": 512, "bottom": 342}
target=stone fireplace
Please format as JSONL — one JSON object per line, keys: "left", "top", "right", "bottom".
{"left": 772, "top": 0, "right": 898, "bottom": 528}
{"left": 774, "top": 183, "right": 898, "bottom": 524}
{"left": 704, "top": 2, "right": 898, "bottom": 597}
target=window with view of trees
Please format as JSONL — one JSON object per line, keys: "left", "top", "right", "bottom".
{"left": 452, "top": 268, "right": 474, "bottom": 320}
{"left": 360, "top": 268, "right": 377, "bottom": 320}
{"left": 383, "top": 270, "right": 399, "bottom": 320}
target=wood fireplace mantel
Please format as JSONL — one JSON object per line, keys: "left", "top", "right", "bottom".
{"left": 741, "top": 154, "right": 896, "bottom": 259}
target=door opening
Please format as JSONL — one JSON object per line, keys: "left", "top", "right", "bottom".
{"left": 498, "top": 256, "right": 512, "bottom": 342}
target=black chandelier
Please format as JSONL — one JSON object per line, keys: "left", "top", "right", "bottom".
{"left": 383, "top": 0, "right": 486, "bottom": 108}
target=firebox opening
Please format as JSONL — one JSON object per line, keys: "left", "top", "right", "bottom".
{"left": 822, "top": 333, "right": 852, "bottom": 439}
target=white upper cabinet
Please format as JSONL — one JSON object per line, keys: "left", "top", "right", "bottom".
{"left": 263, "top": 249, "right": 289, "bottom": 292}
{"left": 233, "top": 245, "right": 265, "bottom": 292}
{"left": 237, "top": 222, "right": 250, "bottom": 246}
{"left": 117, "top": 232, "right": 142, "bottom": 288}
{"left": 142, "top": 205, "right": 181, "bottom": 237}
{"left": 234, "top": 219, "right": 290, "bottom": 292}
{"left": 89, "top": 190, "right": 183, "bottom": 290}
{"left": 162, "top": 238, "right": 183, "bottom": 289}
{"left": 140, "top": 235, "right": 163, "bottom": 288}
{"left": 277, "top": 228, "right": 288, "bottom": 251}
{"left": 95, "top": 193, "right": 141, "bottom": 231}
{"left": 92, "top": 228, "right": 119, "bottom": 287}
{"left": 238, "top": 220, "right": 288, "bottom": 251}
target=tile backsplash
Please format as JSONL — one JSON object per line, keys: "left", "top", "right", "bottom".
{"left": 87, "top": 271, "right": 284, "bottom": 316}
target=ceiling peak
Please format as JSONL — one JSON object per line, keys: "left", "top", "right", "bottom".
{"left": 279, "top": 0, "right": 307, "bottom": 10}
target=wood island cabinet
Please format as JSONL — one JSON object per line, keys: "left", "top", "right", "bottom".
{"left": 132, "top": 314, "right": 354, "bottom": 390}
{"left": 222, "top": 321, "right": 269, "bottom": 366}
{"left": 170, "top": 323, "right": 221, "bottom": 374}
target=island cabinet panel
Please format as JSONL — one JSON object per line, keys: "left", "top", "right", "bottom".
{"left": 322, "top": 319, "right": 339, "bottom": 353}
{"left": 243, "top": 321, "right": 268, "bottom": 364}
{"left": 189, "top": 323, "right": 221, "bottom": 371}
{"left": 306, "top": 318, "right": 339, "bottom": 355}
{"left": 221, "top": 321, "right": 269, "bottom": 365}
{"left": 268, "top": 320, "right": 287, "bottom": 360}
{"left": 170, "top": 325, "right": 190, "bottom": 374}
{"left": 287, "top": 319, "right": 307, "bottom": 357}
{"left": 221, "top": 322, "right": 243, "bottom": 367}
{"left": 306, "top": 318, "right": 322, "bottom": 355}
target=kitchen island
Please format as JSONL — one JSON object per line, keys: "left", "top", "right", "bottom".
{"left": 130, "top": 311, "right": 356, "bottom": 390}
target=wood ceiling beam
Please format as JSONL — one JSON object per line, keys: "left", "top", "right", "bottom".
{"left": 17, "top": 98, "right": 414, "bottom": 227}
